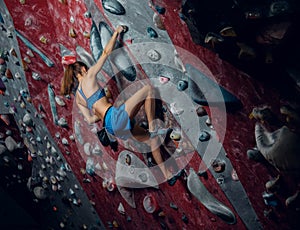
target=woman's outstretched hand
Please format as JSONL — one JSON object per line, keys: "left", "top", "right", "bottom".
{"left": 116, "top": 25, "right": 128, "bottom": 34}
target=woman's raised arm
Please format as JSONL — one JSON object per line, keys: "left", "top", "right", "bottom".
{"left": 88, "top": 25, "right": 126, "bottom": 78}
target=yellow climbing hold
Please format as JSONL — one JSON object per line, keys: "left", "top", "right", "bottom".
{"left": 39, "top": 36, "right": 47, "bottom": 44}
{"left": 69, "top": 27, "right": 76, "bottom": 38}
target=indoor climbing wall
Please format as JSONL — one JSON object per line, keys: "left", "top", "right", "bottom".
{"left": 1, "top": 0, "right": 297, "bottom": 229}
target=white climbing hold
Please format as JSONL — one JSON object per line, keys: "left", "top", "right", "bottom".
{"left": 118, "top": 202, "right": 125, "bottom": 215}
{"left": 32, "top": 72, "right": 41, "bottom": 80}
{"left": 170, "top": 102, "right": 184, "bottom": 115}
{"left": 23, "top": 113, "right": 33, "bottom": 127}
{"left": 84, "top": 142, "right": 91, "bottom": 155}
{"left": 62, "top": 138, "right": 68, "bottom": 145}
{"left": 58, "top": 117, "right": 68, "bottom": 127}
{"left": 55, "top": 96, "right": 65, "bottom": 106}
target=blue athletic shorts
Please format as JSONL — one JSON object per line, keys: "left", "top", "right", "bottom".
{"left": 104, "top": 104, "right": 133, "bottom": 140}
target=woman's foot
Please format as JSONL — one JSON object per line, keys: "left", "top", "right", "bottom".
{"left": 149, "top": 128, "right": 172, "bottom": 139}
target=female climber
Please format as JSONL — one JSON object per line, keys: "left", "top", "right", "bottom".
{"left": 60, "top": 25, "right": 181, "bottom": 185}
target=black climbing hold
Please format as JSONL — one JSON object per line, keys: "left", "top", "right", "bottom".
{"left": 199, "top": 131, "right": 210, "bottom": 142}
{"left": 182, "top": 214, "right": 188, "bottom": 223}
{"left": 177, "top": 80, "right": 188, "bottom": 91}
{"left": 147, "top": 27, "right": 158, "bottom": 38}
{"left": 198, "top": 170, "right": 208, "bottom": 180}
{"left": 0, "top": 13, "right": 4, "bottom": 24}
{"left": 155, "top": 5, "right": 166, "bottom": 14}
{"left": 196, "top": 106, "right": 207, "bottom": 117}
{"left": 170, "top": 202, "right": 178, "bottom": 210}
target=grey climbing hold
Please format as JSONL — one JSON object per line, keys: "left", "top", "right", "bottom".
{"left": 147, "top": 49, "right": 161, "bottom": 61}
{"left": 5, "top": 136, "right": 18, "bottom": 152}
{"left": 102, "top": 0, "right": 126, "bottom": 15}
{"left": 33, "top": 186, "right": 48, "bottom": 199}
{"left": 23, "top": 113, "right": 33, "bottom": 127}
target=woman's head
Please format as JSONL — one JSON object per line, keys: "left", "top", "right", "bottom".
{"left": 60, "top": 61, "right": 88, "bottom": 95}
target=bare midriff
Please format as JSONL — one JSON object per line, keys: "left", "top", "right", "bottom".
{"left": 93, "top": 97, "right": 112, "bottom": 121}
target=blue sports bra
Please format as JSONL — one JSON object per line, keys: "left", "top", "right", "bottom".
{"left": 78, "top": 86, "right": 106, "bottom": 110}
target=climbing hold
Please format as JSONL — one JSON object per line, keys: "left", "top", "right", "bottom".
{"left": 5, "top": 69, "right": 13, "bottom": 79}
{"left": 170, "top": 202, "right": 178, "bottom": 210}
{"left": 70, "top": 16, "right": 75, "bottom": 24}
{"left": 62, "top": 138, "right": 68, "bottom": 146}
{"left": 39, "top": 35, "right": 47, "bottom": 44}
{"left": 84, "top": 142, "right": 91, "bottom": 155}
{"left": 33, "top": 186, "right": 48, "bottom": 199}
{"left": 211, "top": 159, "right": 225, "bottom": 173}
{"left": 86, "top": 158, "right": 95, "bottom": 176}
{"left": 23, "top": 56, "right": 31, "bottom": 64}
{"left": 55, "top": 96, "right": 65, "bottom": 106}
{"left": 84, "top": 11, "right": 91, "bottom": 18}
{"left": 9, "top": 48, "right": 17, "bottom": 57}
{"left": 196, "top": 106, "right": 207, "bottom": 117}
{"left": 147, "top": 27, "right": 158, "bottom": 38}
{"left": 147, "top": 49, "right": 161, "bottom": 61}
{"left": 206, "top": 117, "right": 212, "bottom": 126}
{"left": 104, "top": 87, "right": 111, "bottom": 98}
{"left": 112, "top": 220, "right": 119, "bottom": 228}
{"left": 159, "top": 76, "right": 170, "bottom": 84}
{"left": 102, "top": 0, "right": 126, "bottom": 15}
{"left": 24, "top": 17, "right": 32, "bottom": 27}
{"left": 170, "top": 102, "right": 184, "bottom": 115}
{"left": 170, "top": 130, "right": 181, "bottom": 141}
{"left": 69, "top": 27, "right": 76, "bottom": 38}
{"left": 199, "top": 130, "right": 210, "bottom": 142}
{"left": 155, "top": 5, "right": 166, "bottom": 14}
{"left": 23, "top": 113, "right": 33, "bottom": 127}
{"left": 61, "top": 55, "right": 76, "bottom": 65}
{"left": 143, "top": 194, "right": 159, "bottom": 213}
{"left": 26, "top": 49, "right": 34, "bottom": 57}
{"left": 6, "top": 31, "right": 13, "bottom": 38}
{"left": 177, "top": 80, "right": 188, "bottom": 91}
{"left": 125, "top": 153, "right": 131, "bottom": 165}
{"left": 118, "top": 203, "right": 125, "bottom": 215}
{"left": 83, "top": 31, "right": 90, "bottom": 39}
{"left": 32, "top": 72, "right": 41, "bottom": 80}
{"left": 15, "top": 72, "right": 21, "bottom": 79}
{"left": 231, "top": 169, "right": 239, "bottom": 181}
{"left": 182, "top": 214, "right": 188, "bottom": 223}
